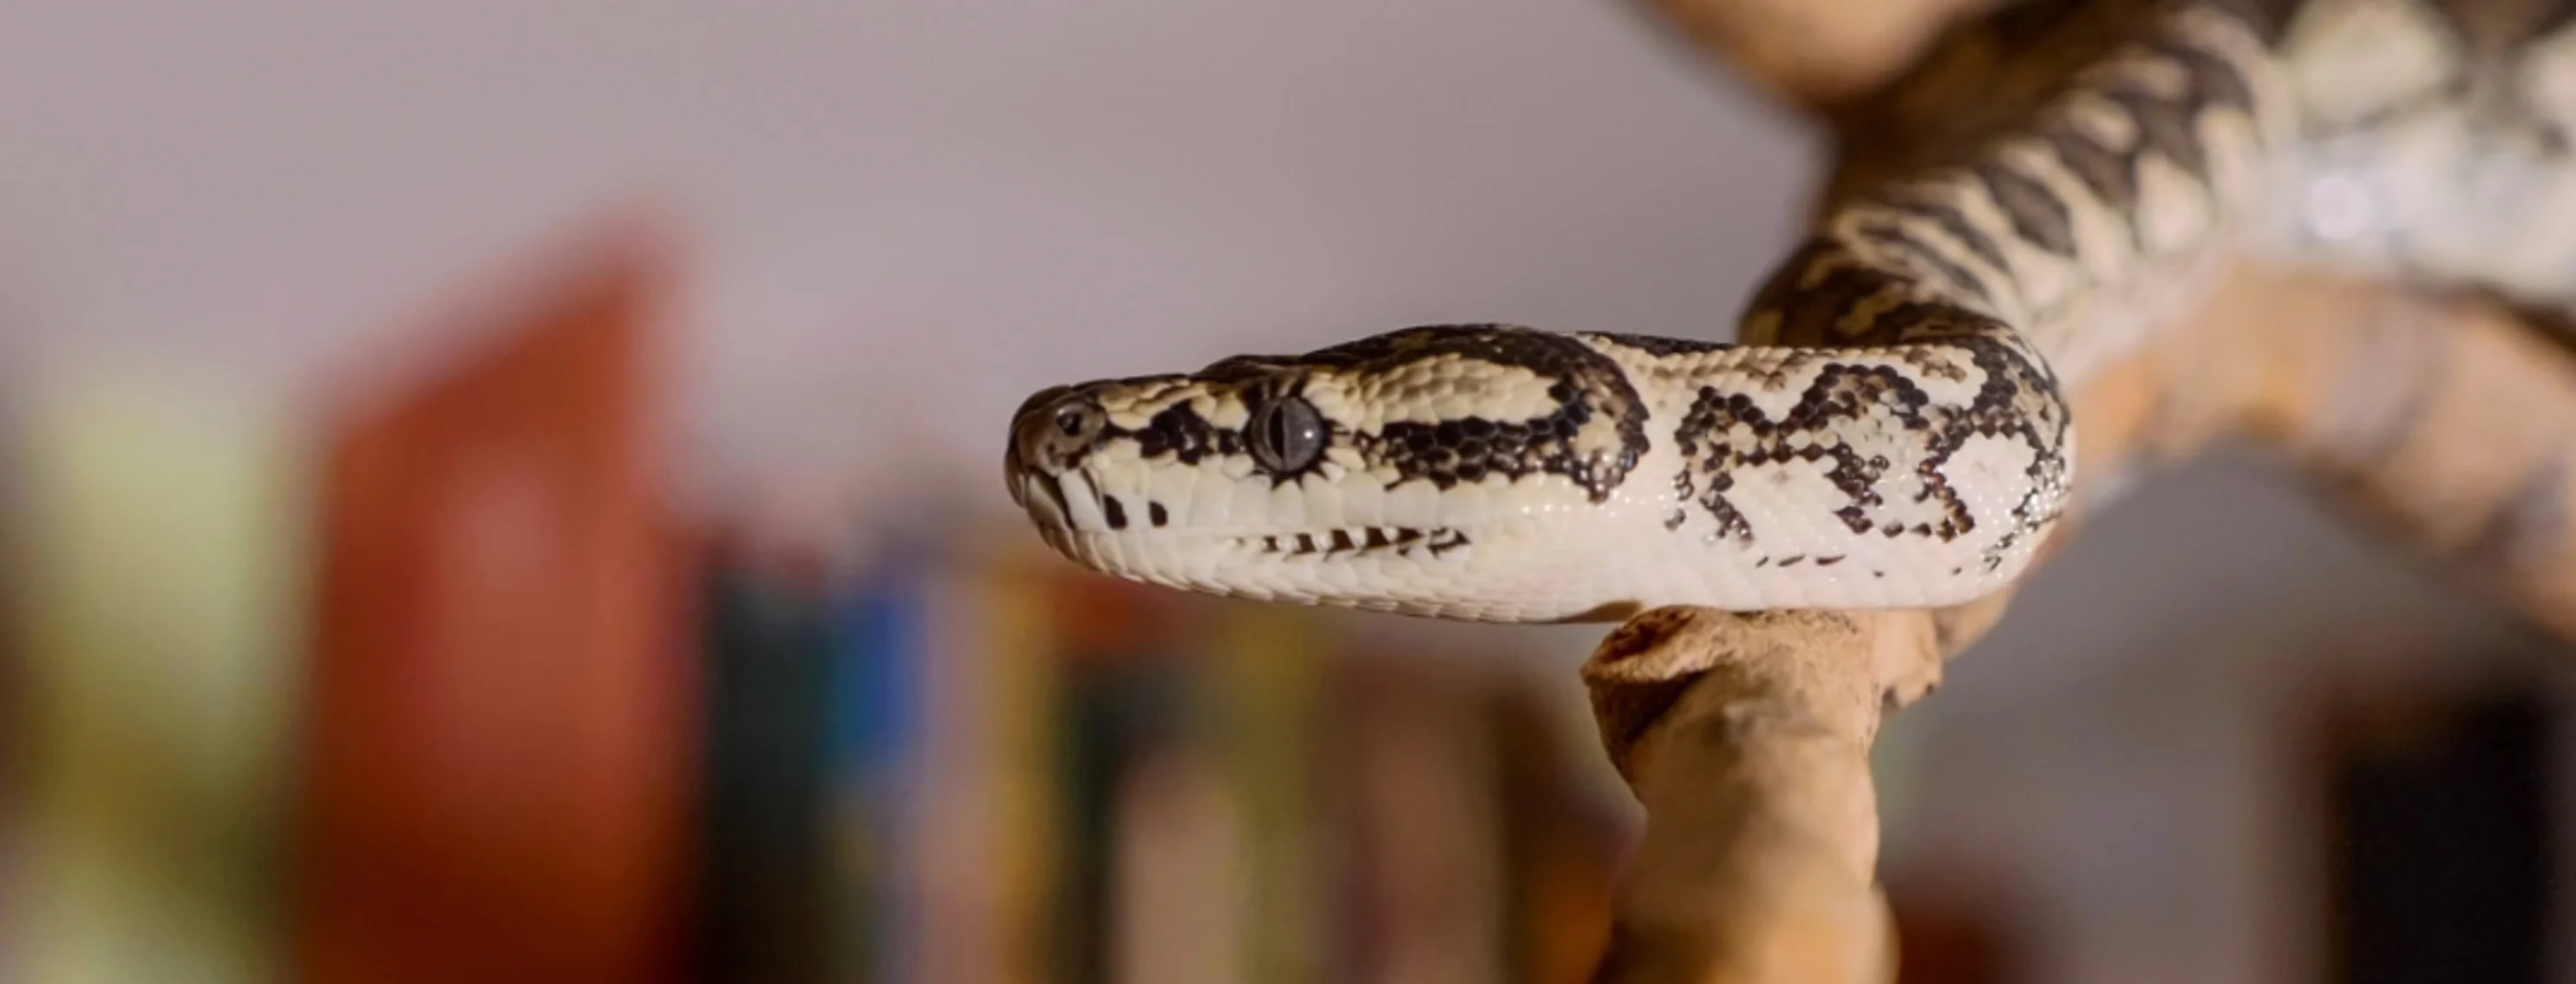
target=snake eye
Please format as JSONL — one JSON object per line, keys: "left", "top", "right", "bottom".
{"left": 1054, "top": 404, "right": 1095, "bottom": 437}
{"left": 1249, "top": 396, "right": 1324, "bottom": 474}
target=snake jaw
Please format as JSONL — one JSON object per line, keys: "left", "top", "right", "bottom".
{"left": 1229, "top": 524, "right": 1469, "bottom": 560}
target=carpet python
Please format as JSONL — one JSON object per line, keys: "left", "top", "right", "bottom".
{"left": 1004, "top": 0, "right": 2576, "bottom": 623}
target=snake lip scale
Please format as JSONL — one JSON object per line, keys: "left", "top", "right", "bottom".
{"left": 1004, "top": 0, "right": 2576, "bottom": 624}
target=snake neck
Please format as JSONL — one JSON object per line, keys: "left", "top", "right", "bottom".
{"left": 1621, "top": 0, "right": 2296, "bottom": 586}
{"left": 1785, "top": 0, "right": 2576, "bottom": 377}
{"left": 1749, "top": 2, "right": 2294, "bottom": 389}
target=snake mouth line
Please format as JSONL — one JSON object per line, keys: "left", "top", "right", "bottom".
{"left": 1017, "top": 471, "right": 1472, "bottom": 561}
{"left": 1235, "top": 525, "right": 1470, "bottom": 559}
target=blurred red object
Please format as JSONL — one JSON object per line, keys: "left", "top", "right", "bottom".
{"left": 292, "top": 221, "right": 696, "bottom": 984}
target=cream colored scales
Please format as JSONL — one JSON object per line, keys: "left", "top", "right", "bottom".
{"left": 1004, "top": 0, "right": 2576, "bottom": 623}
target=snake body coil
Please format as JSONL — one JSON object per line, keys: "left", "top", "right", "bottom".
{"left": 1004, "top": 0, "right": 2576, "bottom": 622}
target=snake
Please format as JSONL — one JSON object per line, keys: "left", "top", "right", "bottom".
{"left": 1002, "top": 0, "right": 2576, "bottom": 624}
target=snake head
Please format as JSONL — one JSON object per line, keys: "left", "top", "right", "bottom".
{"left": 1002, "top": 324, "right": 1658, "bottom": 621}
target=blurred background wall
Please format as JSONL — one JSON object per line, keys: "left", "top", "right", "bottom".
{"left": 1, "top": 2, "right": 2570, "bottom": 982}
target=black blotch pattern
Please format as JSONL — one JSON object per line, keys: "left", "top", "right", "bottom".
{"left": 1668, "top": 333, "right": 2069, "bottom": 564}
{"left": 1147, "top": 502, "right": 1169, "bottom": 527}
{"left": 1122, "top": 403, "right": 1241, "bottom": 466}
{"left": 1883, "top": 191, "right": 2015, "bottom": 280}
{"left": 1673, "top": 364, "right": 1943, "bottom": 542}
{"left": 1742, "top": 240, "right": 2010, "bottom": 349}
{"left": 1853, "top": 219, "right": 1995, "bottom": 308}
{"left": 1102, "top": 496, "right": 1128, "bottom": 530}
{"left": 2039, "top": 116, "right": 2139, "bottom": 216}
{"left": 2042, "top": 32, "right": 2258, "bottom": 250}
{"left": 2091, "top": 36, "right": 2256, "bottom": 187}
{"left": 1317, "top": 327, "right": 1650, "bottom": 502}
{"left": 1742, "top": 241, "right": 1899, "bottom": 345}
{"left": 1923, "top": 336, "right": 2072, "bottom": 557}
{"left": 1367, "top": 384, "right": 1615, "bottom": 498}
{"left": 2098, "top": 65, "right": 2211, "bottom": 183}
{"left": 1971, "top": 159, "right": 2080, "bottom": 258}
{"left": 1581, "top": 331, "right": 1738, "bottom": 358}
{"left": 2156, "top": 36, "right": 2256, "bottom": 120}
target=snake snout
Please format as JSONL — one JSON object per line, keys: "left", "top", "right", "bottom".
{"left": 1008, "top": 386, "right": 1109, "bottom": 477}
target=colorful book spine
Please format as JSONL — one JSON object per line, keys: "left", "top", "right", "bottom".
{"left": 1049, "top": 578, "right": 1158, "bottom": 984}
{"left": 1484, "top": 680, "right": 1620, "bottom": 984}
{"left": 824, "top": 529, "right": 933, "bottom": 984}
{"left": 1210, "top": 602, "right": 1324, "bottom": 984}
{"left": 1329, "top": 655, "right": 1507, "bottom": 984}
{"left": 807, "top": 512, "right": 1635, "bottom": 984}
{"left": 908, "top": 532, "right": 1064, "bottom": 984}
{"left": 292, "top": 234, "right": 694, "bottom": 983}
{"left": 696, "top": 544, "right": 834, "bottom": 984}
{"left": 1109, "top": 739, "right": 1245, "bottom": 984}
{"left": 4, "top": 371, "right": 305, "bottom": 984}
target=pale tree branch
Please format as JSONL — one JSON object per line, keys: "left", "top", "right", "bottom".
{"left": 2207, "top": 279, "right": 2576, "bottom": 641}
{"left": 1580, "top": 610, "right": 1920, "bottom": 984}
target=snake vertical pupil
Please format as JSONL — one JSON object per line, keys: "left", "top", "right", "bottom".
{"left": 1250, "top": 396, "right": 1324, "bottom": 474}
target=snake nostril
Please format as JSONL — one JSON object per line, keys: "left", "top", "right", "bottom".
{"left": 1011, "top": 392, "right": 1106, "bottom": 473}
{"left": 1043, "top": 400, "right": 1106, "bottom": 455}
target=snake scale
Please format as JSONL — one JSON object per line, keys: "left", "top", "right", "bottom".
{"left": 1004, "top": 0, "right": 2576, "bottom": 623}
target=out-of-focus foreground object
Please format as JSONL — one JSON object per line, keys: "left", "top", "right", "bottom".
{"left": 1633, "top": 0, "right": 2003, "bottom": 108}
{"left": 5, "top": 371, "right": 306, "bottom": 984}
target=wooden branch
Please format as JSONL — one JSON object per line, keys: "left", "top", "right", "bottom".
{"left": 1578, "top": 263, "right": 2576, "bottom": 981}
{"left": 2159, "top": 273, "right": 2576, "bottom": 642}
{"left": 1580, "top": 610, "right": 1919, "bottom": 983}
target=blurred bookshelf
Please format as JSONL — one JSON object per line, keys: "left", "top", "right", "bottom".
{"left": 0, "top": 226, "right": 1639, "bottom": 984}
